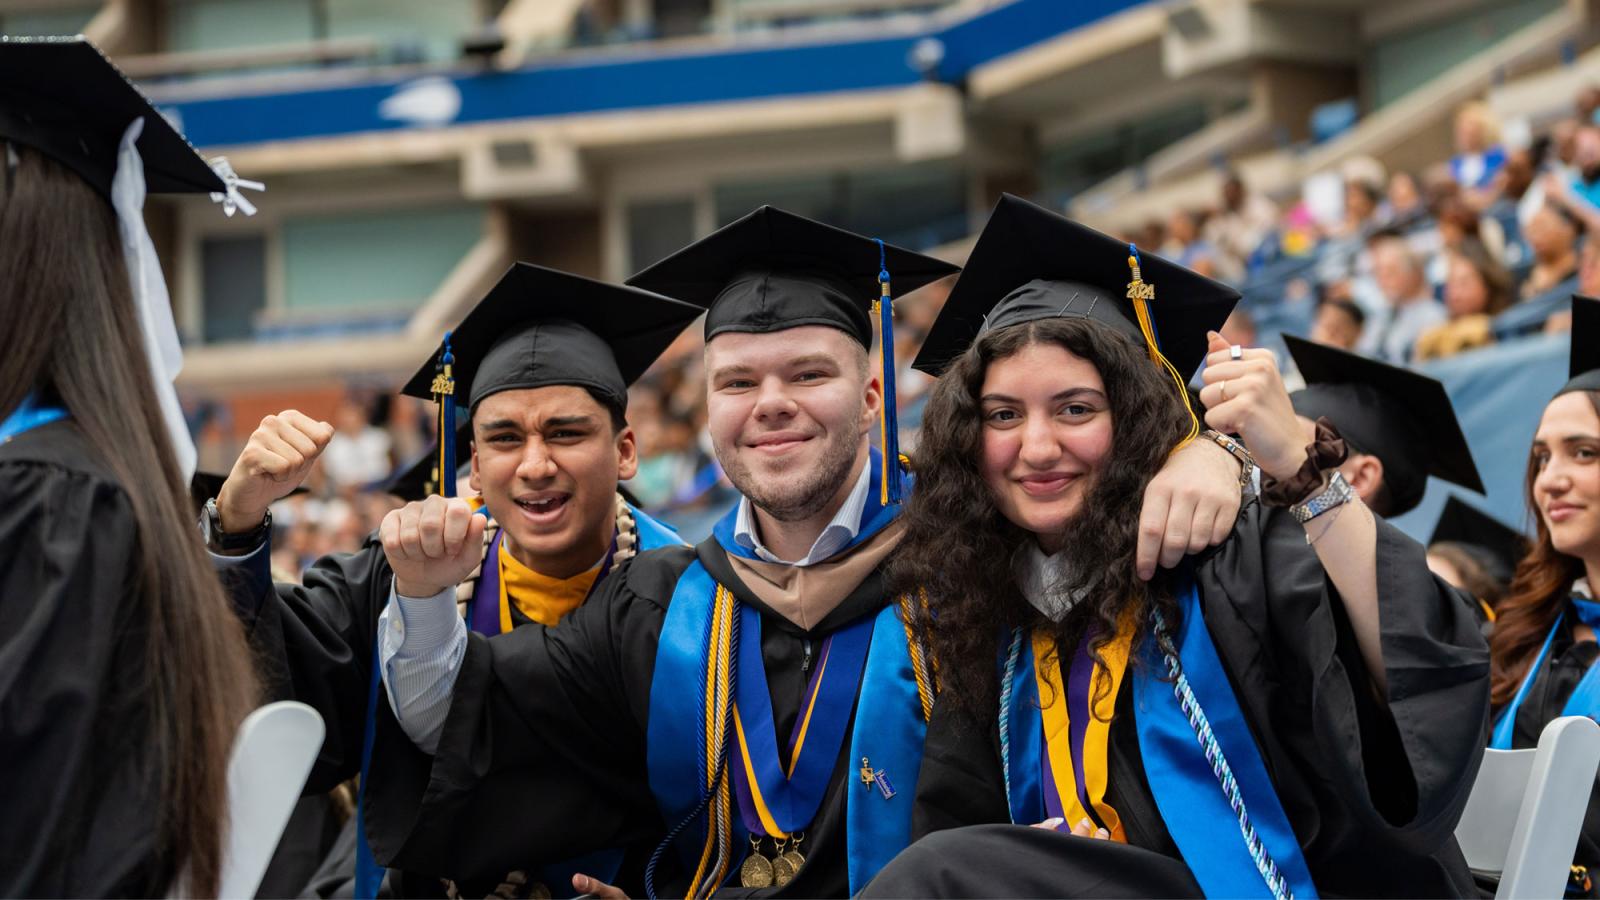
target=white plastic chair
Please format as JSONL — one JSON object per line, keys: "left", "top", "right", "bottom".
{"left": 216, "top": 700, "right": 326, "bottom": 898}
{"left": 1456, "top": 715, "right": 1600, "bottom": 899}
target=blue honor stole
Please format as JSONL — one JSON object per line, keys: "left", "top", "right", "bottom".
{"left": 647, "top": 450, "right": 928, "bottom": 896}
{"left": 0, "top": 394, "right": 68, "bottom": 443}
{"left": 1002, "top": 573, "right": 1318, "bottom": 900}
{"left": 1491, "top": 595, "right": 1600, "bottom": 749}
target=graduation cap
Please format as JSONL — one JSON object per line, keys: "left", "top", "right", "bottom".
{"left": 0, "top": 36, "right": 225, "bottom": 197}
{"left": 913, "top": 193, "right": 1238, "bottom": 447}
{"left": 399, "top": 264, "right": 701, "bottom": 499}
{"left": 626, "top": 205, "right": 960, "bottom": 504}
{"left": 385, "top": 423, "right": 476, "bottom": 503}
{"left": 187, "top": 470, "right": 306, "bottom": 516}
{"left": 1428, "top": 495, "right": 1527, "bottom": 590}
{"left": 1285, "top": 334, "right": 1482, "bottom": 517}
{"left": 1561, "top": 295, "right": 1600, "bottom": 395}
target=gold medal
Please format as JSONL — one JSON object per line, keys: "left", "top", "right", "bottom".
{"left": 780, "top": 833, "right": 806, "bottom": 877}
{"left": 771, "top": 853, "right": 797, "bottom": 886}
{"left": 741, "top": 836, "right": 775, "bottom": 889}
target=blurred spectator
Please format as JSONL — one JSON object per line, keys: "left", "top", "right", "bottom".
{"left": 1378, "top": 171, "right": 1427, "bottom": 230}
{"left": 1562, "top": 125, "right": 1600, "bottom": 211}
{"left": 1519, "top": 202, "right": 1582, "bottom": 300}
{"left": 1337, "top": 174, "right": 1382, "bottom": 239}
{"left": 1580, "top": 231, "right": 1600, "bottom": 297}
{"left": 1358, "top": 235, "right": 1447, "bottom": 363}
{"left": 1578, "top": 84, "right": 1600, "bottom": 125}
{"left": 1450, "top": 101, "right": 1506, "bottom": 202}
{"left": 1414, "top": 239, "right": 1514, "bottom": 361}
{"left": 1203, "top": 172, "right": 1278, "bottom": 273}
{"left": 320, "top": 397, "right": 393, "bottom": 492}
{"left": 1310, "top": 290, "right": 1365, "bottom": 352}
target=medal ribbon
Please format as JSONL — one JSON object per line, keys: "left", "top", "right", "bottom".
{"left": 1031, "top": 619, "right": 1133, "bottom": 840}
{"left": 730, "top": 601, "right": 874, "bottom": 838}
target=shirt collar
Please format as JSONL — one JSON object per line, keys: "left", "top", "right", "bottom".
{"left": 1014, "top": 540, "right": 1082, "bottom": 621}
{"left": 733, "top": 458, "right": 872, "bottom": 567}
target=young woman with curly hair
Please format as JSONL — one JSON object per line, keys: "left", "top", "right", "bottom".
{"left": 862, "top": 196, "right": 1490, "bottom": 899}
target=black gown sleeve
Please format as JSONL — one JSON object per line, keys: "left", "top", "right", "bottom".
{"left": 363, "top": 546, "right": 693, "bottom": 884}
{"left": 910, "top": 691, "right": 1010, "bottom": 840}
{"left": 216, "top": 533, "right": 396, "bottom": 793}
{"left": 0, "top": 459, "right": 167, "bottom": 897}
{"left": 1197, "top": 502, "right": 1489, "bottom": 891}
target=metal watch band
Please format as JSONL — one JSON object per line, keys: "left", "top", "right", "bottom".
{"left": 1290, "top": 471, "right": 1354, "bottom": 524}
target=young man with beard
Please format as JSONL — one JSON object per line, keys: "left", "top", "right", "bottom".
{"left": 202, "top": 264, "right": 700, "bottom": 898}
{"left": 362, "top": 208, "right": 1254, "bottom": 898}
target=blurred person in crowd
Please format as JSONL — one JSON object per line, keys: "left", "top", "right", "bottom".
{"left": 1358, "top": 235, "right": 1447, "bottom": 363}
{"left": 1579, "top": 83, "right": 1600, "bottom": 124}
{"left": 1203, "top": 170, "right": 1278, "bottom": 271}
{"left": 1310, "top": 280, "right": 1366, "bottom": 352}
{"left": 1452, "top": 101, "right": 1507, "bottom": 204}
{"left": 1485, "top": 299, "right": 1600, "bottom": 896}
{"left": 1138, "top": 218, "right": 1166, "bottom": 253}
{"left": 1428, "top": 194, "right": 1504, "bottom": 287}
{"left": 1379, "top": 169, "right": 1428, "bottom": 229}
{"left": 1521, "top": 201, "right": 1583, "bottom": 300}
{"left": 0, "top": 38, "right": 258, "bottom": 897}
{"left": 1415, "top": 238, "right": 1515, "bottom": 361}
{"left": 1555, "top": 124, "right": 1600, "bottom": 215}
{"left": 320, "top": 396, "right": 393, "bottom": 493}
{"left": 1338, "top": 174, "right": 1382, "bottom": 239}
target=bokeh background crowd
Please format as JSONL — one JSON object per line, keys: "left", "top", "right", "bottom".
{"left": 18, "top": 0, "right": 1592, "bottom": 574}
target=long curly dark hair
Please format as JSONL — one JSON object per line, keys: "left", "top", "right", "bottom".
{"left": 891, "top": 316, "right": 1193, "bottom": 715}
{"left": 1488, "top": 389, "right": 1600, "bottom": 707}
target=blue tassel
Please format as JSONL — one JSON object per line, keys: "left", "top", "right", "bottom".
{"left": 874, "top": 239, "right": 902, "bottom": 505}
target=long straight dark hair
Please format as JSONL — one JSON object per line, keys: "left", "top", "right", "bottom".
{"left": 0, "top": 142, "right": 258, "bottom": 896}
{"left": 1489, "top": 389, "right": 1600, "bottom": 707}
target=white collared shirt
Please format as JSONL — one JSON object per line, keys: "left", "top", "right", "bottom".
{"left": 733, "top": 459, "right": 872, "bottom": 567}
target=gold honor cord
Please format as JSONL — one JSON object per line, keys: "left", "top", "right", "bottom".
{"left": 1126, "top": 248, "right": 1200, "bottom": 451}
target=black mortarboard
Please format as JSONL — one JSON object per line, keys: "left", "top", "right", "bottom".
{"left": 1285, "top": 334, "right": 1483, "bottom": 516}
{"left": 187, "top": 470, "right": 306, "bottom": 516}
{"left": 912, "top": 194, "right": 1240, "bottom": 381}
{"left": 399, "top": 263, "right": 702, "bottom": 412}
{"left": 1428, "top": 495, "right": 1527, "bottom": 589}
{"left": 1560, "top": 295, "right": 1600, "bottom": 395}
{"left": 624, "top": 205, "right": 959, "bottom": 347}
{"left": 626, "top": 205, "right": 959, "bottom": 505}
{"left": 0, "top": 36, "right": 225, "bottom": 197}
{"left": 385, "top": 423, "right": 476, "bottom": 503}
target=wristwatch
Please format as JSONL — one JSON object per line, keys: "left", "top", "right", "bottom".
{"left": 1200, "top": 429, "right": 1256, "bottom": 492}
{"left": 1289, "top": 471, "right": 1356, "bottom": 524}
{"left": 202, "top": 497, "right": 271, "bottom": 553}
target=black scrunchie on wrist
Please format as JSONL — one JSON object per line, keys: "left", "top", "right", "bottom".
{"left": 1260, "top": 417, "right": 1348, "bottom": 508}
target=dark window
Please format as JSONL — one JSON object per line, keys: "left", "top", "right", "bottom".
{"left": 200, "top": 235, "right": 267, "bottom": 343}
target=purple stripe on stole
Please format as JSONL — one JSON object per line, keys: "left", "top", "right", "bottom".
{"left": 468, "top": 530, "right": 505, "bottom": 636}
{"left": 729, "top": 633, "right": 836, "bottom": 836}
{"left": 1040, "top": 738, "right": 1067, "bottom": 825}
{"left": 1065, "top": 634, "right": 1098, "bottom": 821}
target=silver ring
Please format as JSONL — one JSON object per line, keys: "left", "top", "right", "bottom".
{"left": 1229, "top": 344, "right": 1243, "bottom": 361}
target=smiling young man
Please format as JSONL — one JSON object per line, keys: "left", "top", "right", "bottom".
{"left": 202, "top": 263, "right": 700, "bottom": 897}
{"left": 361, "top": 207, "right": 1253, "bottom": 899}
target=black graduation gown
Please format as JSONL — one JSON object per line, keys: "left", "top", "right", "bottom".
{"left": 0, "top": 420, "right": 173, "bottom": 897}
{"left": 364, "top": 537, "right": 895, "bottom": 898}
{"left": 866, "top": 502, "right": 1490, "bottom": 899}
{"left": 223, "top": 524, "right": 649, "bottom": 897}
{"left": 1493, "top": 609, "right": 1600, "bottom": 894}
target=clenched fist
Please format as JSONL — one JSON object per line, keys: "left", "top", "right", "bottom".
{"left": 380, "top": 495, "right": 488, "bottom": 599}
{"left": 216, "top": 410, "right": 335, "bottom": 532}
{"left": 1197, "top": 331, "right": 1307, "bottom": 481}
